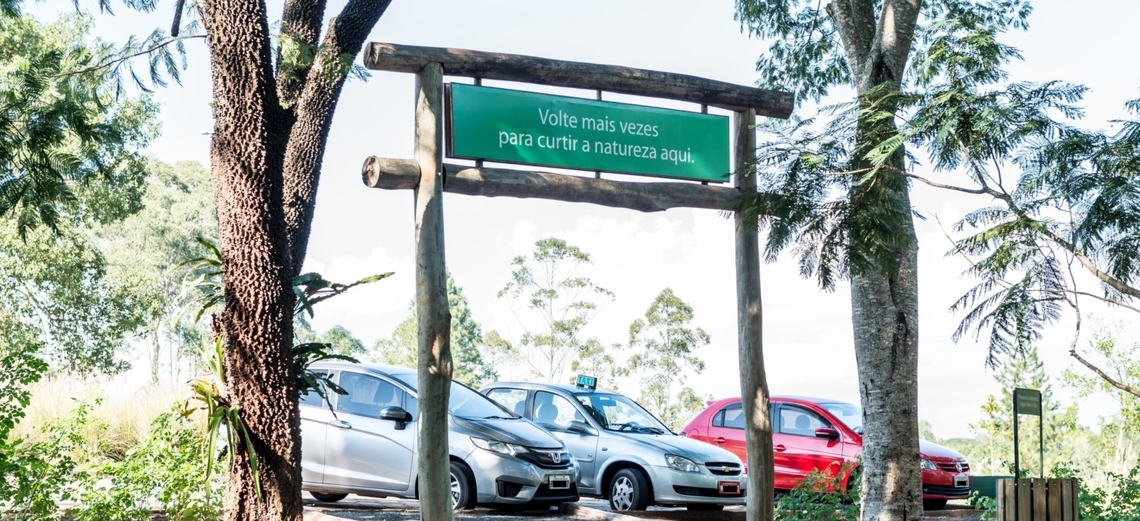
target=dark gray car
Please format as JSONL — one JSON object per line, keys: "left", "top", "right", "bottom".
{"left": 301, "top": 362, "right": 580, "bottom": 510}
{"left": 481, "top": 381, "right": 747, "bottom": 511}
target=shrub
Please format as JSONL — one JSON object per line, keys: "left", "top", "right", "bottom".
{"left": 774, "top": 462, "right": 861, "bottom": 521}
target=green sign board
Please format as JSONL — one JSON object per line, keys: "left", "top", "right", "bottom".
{"left": 445, "top": 84, "right": 730, "bottom": 183}
{"left": 1014, "top": 388, "right": 1042, "bottom": 416}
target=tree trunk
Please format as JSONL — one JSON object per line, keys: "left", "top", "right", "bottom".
{"left": 734, "top": 109, "right": 775, "bottom": 521}
{"left": 203, "top": 0, "right": 302, "bottom": 519}
{"left": 414, "top": 62, "right": 455, "bottom": 521}
{"left": 829, "top": 1, "right": 923, "bottom": 520}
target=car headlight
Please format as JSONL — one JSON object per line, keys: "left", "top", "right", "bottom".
{"left": 921, "top": 458, "right": 938, "bottom": 471}
{"left": 471, "top": 437, "right": 529, "bottom": 457}
{"left": 665, "top": 454, "right": 701, "bottom": 473}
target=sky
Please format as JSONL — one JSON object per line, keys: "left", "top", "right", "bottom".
{"left": 41, "top": 0, "right": 1140, "bottom": 439}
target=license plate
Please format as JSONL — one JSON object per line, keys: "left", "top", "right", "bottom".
{"left": 954, "top": 474, "right": 969, "bottom": 487}
{"left": 717, "top": 480, "right": 741, "bottom": 495}
{"left": 548, "top": 475, "right": 571, "bottom": 490}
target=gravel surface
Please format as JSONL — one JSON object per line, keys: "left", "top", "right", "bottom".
{"left": 302, "top": 495, "right": 983, "bottom": 521}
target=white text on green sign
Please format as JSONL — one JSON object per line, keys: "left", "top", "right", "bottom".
{"left": 446, "top": 84, "right": 730, "bottom": 183}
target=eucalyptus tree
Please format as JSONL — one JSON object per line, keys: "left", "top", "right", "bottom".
{"left": 377, "top": 275, "right": 498, "bottom": 388}
{"left": 496, "top": 237, "right": 615, "bottom": 383}
{"left": 99, "top": 160, "right": 218, "bottom": 383}
{"left": 734, "top": 1, "right": 1032, "bottom": 518}
{"left": 627, "top": 288, "right": 710, "bottom": 430}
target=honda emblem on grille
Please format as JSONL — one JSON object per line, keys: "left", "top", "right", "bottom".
{"left": 955, "top": 462, "right": 962, "bottom": 472}
{"left": 552, "top": 452, "right": 562, "bottom": 464}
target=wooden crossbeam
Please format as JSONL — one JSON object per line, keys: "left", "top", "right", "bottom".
{"left": 361, "top": 156, "right": 742, "bottom": 213}
{"left": 363, "top": 42, "right": 794, "bottom": 118}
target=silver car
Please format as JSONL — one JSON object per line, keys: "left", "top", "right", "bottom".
{"left": 300, "top": 362, "right": 580, "bottom": 509}
{"left": 480, "top": 380, "right": 747, "bottom": 511}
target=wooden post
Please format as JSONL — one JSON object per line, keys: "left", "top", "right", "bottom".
{"left": 413, "top": 62, "right": 455, "bottom": 520}
{"left": 734, "top": 108, "right": 773, "bottom": 521}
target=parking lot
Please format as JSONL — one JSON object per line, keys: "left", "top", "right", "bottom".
{"left": 301, "top": 496, "right": 983, "bottom": 521}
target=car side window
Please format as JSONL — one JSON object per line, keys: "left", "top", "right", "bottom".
{"left": 711, "top": 403, "right": 775, "bottom": 428}
{"left": 485, "top": 388, "right": 528, "bottom": 417}
{"left": 335, "top": 372, "right": 404, "bottom": 418}
{"left": 299, "top": 370, "right": 331, "bottom": 408}
{"left": 715, "top": 404, "right": 745, "bottom": 429}
{"left": 778, "top": 405, "right": 830, "bottom": 437}
{"left": 534, "top": 391, "right": 586, "bottom": 431}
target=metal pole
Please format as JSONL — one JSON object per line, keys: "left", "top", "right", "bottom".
{"left": 1013, "top": 389, "right": 1020, "bottom": 521}
{"left": 1039, "top": 399, "right": 1045, "bottom": 478}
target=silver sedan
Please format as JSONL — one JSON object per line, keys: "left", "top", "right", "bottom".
{"left": 301, "top": 362, "right": 580, "bottom": 510}
{"left": 481, "top": 381, "right": 747, "bottom": 511}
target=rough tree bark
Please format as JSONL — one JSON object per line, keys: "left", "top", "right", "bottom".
{"left": 828, "top": 1, "right": 924, "bottom": 520}
{"left": 199, "top": 0, "right": 393, "bottom": 519}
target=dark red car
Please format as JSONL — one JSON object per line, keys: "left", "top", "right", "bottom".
{"left": 679, "top": 396, "right": 972, "bottom": 510}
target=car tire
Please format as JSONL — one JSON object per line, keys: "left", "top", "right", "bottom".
{"left": 687, "top": 504, "right": 724, "bottom": 511}
{"left": 923, "top": 499, "right": 948, "bottom": 510}
{"left": 609, "top": 468, "right": 651, "bottom": 511}
{"left": 450, "top": 461, "right": 475, "bottom": 510}
{"left": 310, "top": 492, "right": 348, "bottom": 503}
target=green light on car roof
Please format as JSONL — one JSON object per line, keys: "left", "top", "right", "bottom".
{"left": 576, "top": 374, "right": 597, "bottom": 391}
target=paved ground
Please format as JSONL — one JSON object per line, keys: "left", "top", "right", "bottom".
{"left": 302, "top": 495, "right": 984, "bottom": 521}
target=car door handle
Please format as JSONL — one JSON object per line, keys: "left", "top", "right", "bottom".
{"left": 775, "top": 445, "right": 787, "bottom": 452}
{"left": 330, "top": 420, "right": 352, "bottom": 430}
{"left": 715, "top": 437, "right": 727, "bottom": 444}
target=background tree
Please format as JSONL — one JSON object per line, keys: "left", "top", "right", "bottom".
{"left": 98, "top": 160, "right": 219, "bottom": 383}
{"left": 495, "top": 237, "right": 614, "bottom": 383}
{"left": 376, "top": 275, "right": 497, "bottom": 387}
{"left": 0, "top": 11, "right": 159, "bottom": 376}
{"left": 958, "top": 346, "right": 1081, "bottom": 477}
{"left": 296, "top": 320, "right": 366, "bottom": 358}
{"left": 735, "top": 1, "right": 1033, "bottom": 518}
{"left": 626, "top": 288, "right": 711, "bottom": 430}
{"left": 1063, "top": 323, "right": 1140, "bottom": 481}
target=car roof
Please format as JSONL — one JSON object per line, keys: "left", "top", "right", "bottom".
{"left": 715, "top": 395, "right": 859, "bottom": 406}
{"left": 482, "top": 381, "right": 619, "bottom": 395}
{"left": 310, "top": 360, "right": 416, "bottom": 377}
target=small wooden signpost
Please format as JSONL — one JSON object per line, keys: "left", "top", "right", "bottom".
{"left": 997, "top": 388, "right": 1078, "bottom": 520}
{"left": 361, "top": 41, "right": 793, "bottom": 519}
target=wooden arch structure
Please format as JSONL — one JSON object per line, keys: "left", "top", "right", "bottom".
{"left": 360, "top": 42, "right": 793, "bottom": 520}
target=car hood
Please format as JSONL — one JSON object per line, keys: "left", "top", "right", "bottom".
{"left": 919, "top": 439, "right": 967, "bottom": 460}
{"left": 453, "top": 416, "right": 564, "bottom": 450}
{"left": 617, "top": 432, "right": 743, "bottom": 464}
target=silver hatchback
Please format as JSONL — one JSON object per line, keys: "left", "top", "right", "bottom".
{"left": 481, "top": 380, "right": 747, "bottom": 511}
{"left": 301, "top": 362, "right": 580, "bottom": 509}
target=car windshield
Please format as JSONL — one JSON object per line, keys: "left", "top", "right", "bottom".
{"left": 574, "top": 392, "right": 670, "bottom": 434}
{"left": 819, "top": 402, "right": 862, "bottom": 434}
{"left": 390, "top": 373, "right": 516, "bottom": 420}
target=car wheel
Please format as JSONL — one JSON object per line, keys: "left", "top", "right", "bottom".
{"left": 923, "top": 499, "right": 948, "bottom": 510}
{"left": 450, "top": 461, "right": 474, "bottom": 510}
{"left": 687, "top": 504, "right": 724, "bottom": 511}
{"left": 309, "top": 492, "right": 348, "bottom": 503}
{"left": 609, "top": 468, "right": 650, "bottom": 511}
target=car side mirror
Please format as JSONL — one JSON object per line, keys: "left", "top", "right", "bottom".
{"left": 567, "top": 420, "right": 598, "bottom": 436}
{"left": 815, "top": 427, "right": 840, "bottom": 440}
{"left": 380, "top": 406, "right": 413, "bottom": 430}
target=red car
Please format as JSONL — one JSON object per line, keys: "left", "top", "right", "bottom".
{"left": 679, "top": 396, "right": 972, "bottom": 510}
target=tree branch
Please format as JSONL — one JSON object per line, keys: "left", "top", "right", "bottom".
{"left": 1070, "top": 349, "right": 1140, "bottom": 399}
{"left": 276, "top": 0, "right": 330, "bottom": 107}
{"left": 49, "top": 35, "right": 205, "bottom": 79}
{"left": 905, "top": 173, "right": 992, "bottom": 195}
{"left": 281, "top": 0, "right": 392, "bottom": 276}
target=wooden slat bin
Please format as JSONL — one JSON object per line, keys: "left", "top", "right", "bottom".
{"left": 996, "top": 478, "right": 1079, "bottom": 521}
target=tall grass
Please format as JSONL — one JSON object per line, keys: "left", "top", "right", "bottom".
{"left": 13, "top": 375, "right": 193, "bottom": 462}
